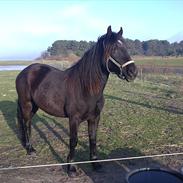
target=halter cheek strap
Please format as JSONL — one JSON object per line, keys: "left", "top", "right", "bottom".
{"left": 106, "top": 56, "right": 135, "bottom": 75}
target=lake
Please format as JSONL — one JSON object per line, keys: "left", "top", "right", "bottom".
{"left": 0, "top": 65, "right": 27, "bottom": 71}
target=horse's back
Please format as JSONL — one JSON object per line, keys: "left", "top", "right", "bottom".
{"left": 16, "top": 63, "right": 68, "bottom": 117}
{"left": 17, "top": 63, "right": 62, "bottom": 85}
{"left": 16, "top": 63, "right": 63, "bottom": 99}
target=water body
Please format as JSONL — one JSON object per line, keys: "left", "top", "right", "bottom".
{"left": 0, "top": 65, "right": 27, "bottom": 71}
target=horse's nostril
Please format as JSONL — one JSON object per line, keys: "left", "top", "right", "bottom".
{"left": 127, "top": 66, "right": 138, "bottom": 78}
{"left": 132, "top": 68, "right": 138, "bottom": 77}
{"left": 128, "top": 68, "right": 134, "bottom": 75}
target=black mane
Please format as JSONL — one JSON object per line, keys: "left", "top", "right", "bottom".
{"left": 67, "top": 35, "right": 110, "bottom": 95}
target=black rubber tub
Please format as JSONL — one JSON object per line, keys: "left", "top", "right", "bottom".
{"left": 126, "top": 168, "right": 183, "bottom": 183}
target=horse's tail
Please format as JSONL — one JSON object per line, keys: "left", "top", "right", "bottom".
{"left": 17, "top": 100, "right": 26, "bottom": 147}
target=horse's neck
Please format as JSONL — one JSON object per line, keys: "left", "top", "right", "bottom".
{"left": 99, "top": 72, "right": 109, "bottom": 92}
{"left": 66, "top": 44, "right": 110, "bottom": 96}
{"left": 88, "top": 70, "right": 109, "bottom": 98}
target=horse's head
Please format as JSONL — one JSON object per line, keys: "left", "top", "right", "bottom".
{"left": 102, "top": 26, "right": 138, "bottom": 81}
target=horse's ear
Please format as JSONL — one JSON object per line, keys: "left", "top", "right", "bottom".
{"left": 107, "top": 25, "right": 112, "bottom": 37}
{"left": 118, "top": 27, "right": 123, "bottom": 36}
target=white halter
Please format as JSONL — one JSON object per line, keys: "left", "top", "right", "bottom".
{"left": 106, "top": 56, "right": 135, "bottom": 74}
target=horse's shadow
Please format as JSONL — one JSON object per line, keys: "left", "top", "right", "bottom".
{"left": 105, "top": 94, "right": 183, "bottom": 115}
{"left": 0, "top": 100, "right": 19, "bottom": 138}
{"left": 78, "top": 147, "right": 165, "bottom": 183}
{"left": 0, "top": 100, "right": 67, "bottom": 163}
{"left": 0, "top": 100, "right": 165, "bottom": 182}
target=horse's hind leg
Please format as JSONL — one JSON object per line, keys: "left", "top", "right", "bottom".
{"left": 17, "top": 99, "right": 38, "bottom": 155}
{"left": 17, "top": 101, "right": 26, "bottom": 147}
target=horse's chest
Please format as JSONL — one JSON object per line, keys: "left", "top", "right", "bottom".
{"left": 66, "top": 95, "right": 104, "bottom": 121}
{"left": 79, "top": 99, "right": 104, "bottom": 121}
{"left": 82, "top": 104, "right": 99, "bottom": 120}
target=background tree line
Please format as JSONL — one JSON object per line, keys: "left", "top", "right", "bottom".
{"left": 40, "top": 39, "right": 183, "bottom": 59}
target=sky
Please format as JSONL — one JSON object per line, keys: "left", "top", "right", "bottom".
{"left": 0, "top": 0, "right": 183, "bottom": 60}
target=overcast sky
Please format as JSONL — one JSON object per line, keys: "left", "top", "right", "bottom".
{"left": 0, "top": 0, "right": 183, "bottom": 60}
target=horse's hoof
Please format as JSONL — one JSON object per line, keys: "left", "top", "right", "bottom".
{"left": 68, "top": 171, "right": 78, "bottom": 177}
{"left": 92, "top": 162, "right": 103, "bottom": 171}
{"left": 67, "top": 165, "right": 78, "bottom": 177}
{"left": 26, "top": 146, "right": 36, "bottom": 155}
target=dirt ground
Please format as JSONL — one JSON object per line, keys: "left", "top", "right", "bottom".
{"left": 1, "top": 154, "right": 183, "bottom": 183}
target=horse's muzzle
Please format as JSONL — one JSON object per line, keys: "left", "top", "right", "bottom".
{"left": 120, "top": 65, "right": 138, "bottom": 82}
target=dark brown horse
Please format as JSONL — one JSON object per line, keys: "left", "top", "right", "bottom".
{"left": 16, "top": 26, "right": 137, "bottom": 175}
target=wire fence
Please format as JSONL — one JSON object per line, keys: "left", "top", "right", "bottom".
{"left": 0, "top": 152, "right": 183, "bottom": 171}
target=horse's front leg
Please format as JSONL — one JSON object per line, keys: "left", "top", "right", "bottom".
{"left": 67, "top": 117, "right": 79, "bottom": 176}
{"left": 88, "top": 115, "right": 102, "bottom": 170}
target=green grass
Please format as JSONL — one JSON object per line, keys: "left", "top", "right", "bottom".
{"left": 0, "top": 65, "right": 183, "bottom": 168}
{"left": 1, "top": 56, "right": 183, "bottom": 67}
{"left": 134, "top": 56, "right": 183, "bottom": 67}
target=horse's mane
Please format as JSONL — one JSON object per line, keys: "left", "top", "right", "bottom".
{"left": 66, "top": 35, "right": 112, "bottom": 96}
{"left": 66, "top": 31, "right": 120, "bottom": 96}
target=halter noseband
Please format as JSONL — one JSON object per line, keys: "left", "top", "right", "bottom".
{"left": 106, "top": 56, "right": 134, "bottom": 77}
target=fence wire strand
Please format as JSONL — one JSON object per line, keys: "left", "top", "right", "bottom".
{"left": 0, "top": 152, "right": 183, "bottom": 171}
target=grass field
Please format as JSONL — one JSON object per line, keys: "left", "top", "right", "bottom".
{"left": 1, "top": 56, "right": 183, "bottom": 67}
{"left": 0, "top": 58, "right": 183, "bottom": 182}
{"left": 0, "top": 67, "right": 183, "bottom": 168}
{"left": 134, "top": 56, "right": 183, "bottom": 67}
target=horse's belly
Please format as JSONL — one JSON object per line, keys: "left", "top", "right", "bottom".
{"left": 39, "top": 105, "right": 67, "bottom": 117}
{"left": 34, "top": 95, "right": 67, "bottom": 117}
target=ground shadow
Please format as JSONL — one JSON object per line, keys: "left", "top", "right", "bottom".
{"left": 0, "top": 100, "right": 67, "bottom": 163}
{"left": 32, "top": 115, "right": 66, "bottom": 163}
{"left": 105, "top": 94, "right": 183, "bottom": 115}
{"left": 79, "top": 147, "right": 164, "bottom": 183}
{"left": 121, "top": 89, "right": 168, "bottom": 100}
{"left": 0, "top": 100, "right": 19, "bottom": 139}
